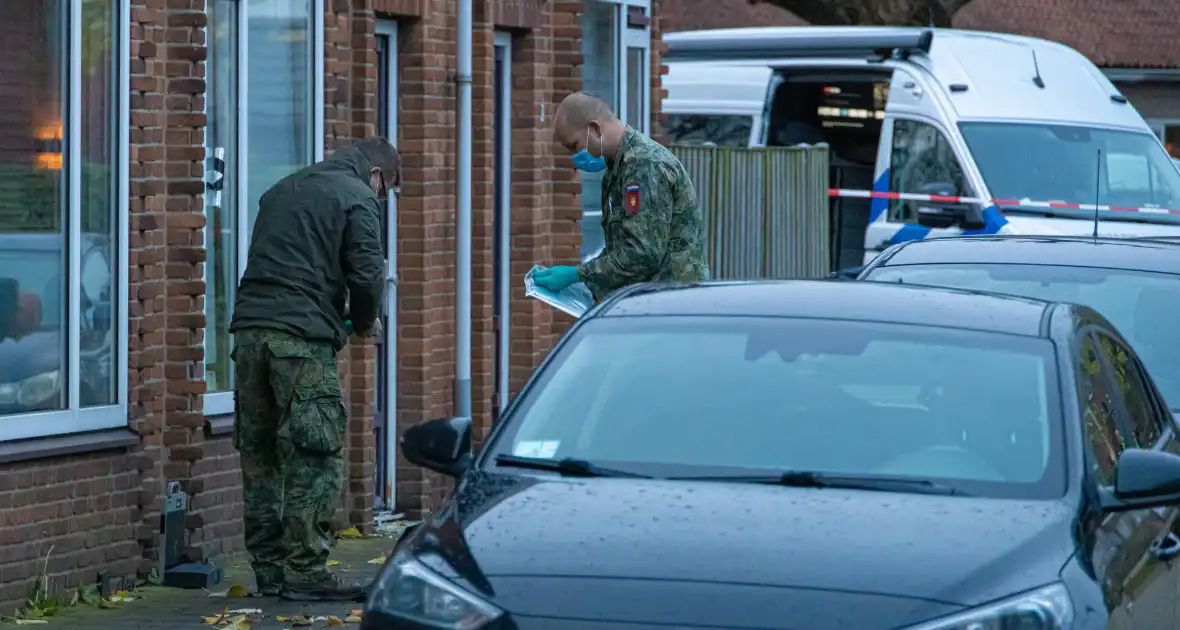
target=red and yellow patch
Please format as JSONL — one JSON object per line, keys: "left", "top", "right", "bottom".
{"left": 624, "top": 184, "right": 641, "bottom": 216}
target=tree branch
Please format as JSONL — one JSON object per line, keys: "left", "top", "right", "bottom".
{"left": 749, "top": 0, "right": 977, "bottom": 27}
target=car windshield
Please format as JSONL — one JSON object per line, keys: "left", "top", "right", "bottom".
{"left": 959, "top": 122, "right": 1180, "bottom": 222}
{"left": 866, "top": 263, "right": 1180, "bottom": 409}
{"left": 489, "top": 316, "right": 1066, "bottom": 499}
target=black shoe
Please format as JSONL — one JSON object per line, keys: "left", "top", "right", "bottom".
{"left": 280, "top": 574, "right": 365, "bottom": 602}
{"left": 257, "top": 581, "right": 283, "bottom": 596}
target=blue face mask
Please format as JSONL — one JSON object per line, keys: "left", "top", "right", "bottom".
{"left": 572, "top": 127, "right": 606, "bottom": 173}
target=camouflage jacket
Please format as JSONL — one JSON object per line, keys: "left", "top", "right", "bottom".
{"left": 576, "top": 126, "right": 710, "bottom": 301}
{"left": 230, "top": 147, "right": 385, "bottom": 351}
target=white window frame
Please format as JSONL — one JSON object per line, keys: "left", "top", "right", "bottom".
{"left": 493, "top": 31, "right": 512, "bottom": 414}
{"left": 202, "top": 0, "right": 326, "bottom": 417}
{"left": 0, "top": 0, "right": 131, "bottom": 441}
{"left": 375, "top": 17, "right": 399, "bottom": 508}
{"left": 619, "top": 22, "right": 651, "bottom": 133}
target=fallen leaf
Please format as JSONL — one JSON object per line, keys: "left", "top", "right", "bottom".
{"left": 228, "top": 584, "right": 250, "bottom": 598}
{"left": 350, "top": 609, "right": 362, "bottom": 616}
{"left": 202, "top": 606, "right": 230, "bottom": 625}
{"left": 328, "top": 616, "right": 345, "bottom": 626}
{"left": 327, "top": 560, "right": 341, "bottom": 567}
{"left": 335, "top": 527, "right": 363, "bottom": 539}
{"left": 345, "top": 615, "right": 363, "bottom": 623}
{"left": 366, "top": 556, "right": 385, "bottom": 565}
{"left": 221, "top": 614, "right": 253, "bottom": 629}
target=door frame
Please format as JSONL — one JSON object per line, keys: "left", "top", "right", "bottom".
{"left": 494, "top": 31, "right": 512, "bottom": 418}
{"left": 376, "top": 18, "right": 399, "bottom": 508}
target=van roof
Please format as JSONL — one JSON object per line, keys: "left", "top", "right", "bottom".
{"left": 665, "top": 26, "right": 1149, "bottom": 131}
{"left": 664, "top": 61, "right": 772, "bottom": 116}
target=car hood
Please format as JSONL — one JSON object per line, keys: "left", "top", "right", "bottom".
{"left": 403, "top": 473, "right": 1077, "bottom": 629}
{"left": 0, "top": 331, "right": 61, "bottom": 382}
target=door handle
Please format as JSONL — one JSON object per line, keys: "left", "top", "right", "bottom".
{"left": 1149, "top": 532, "right": 1180, "bottom": 561}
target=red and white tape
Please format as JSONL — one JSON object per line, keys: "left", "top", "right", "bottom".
{"left": 828, "top": 188, "right": 1180, "bottom": 216}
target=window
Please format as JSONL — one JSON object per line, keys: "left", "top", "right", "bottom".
{"left": 0, "top": 0, "right": 126, "bottom": 439}
{"left": 1080, "top": 333, "right": 1127, "bottom": 485}
{"left": 863, "top": 264, "right": 1180, "bottom": 411}
{"left": 959, "top": 122, "right": 1180, "bottom": 221}
{"left": 887, "top": 119, "right": 966, "bottom": 223}
{"left": 665, "top": 114, "right": 753, "bottom": 148}
{"left": 1093, "top": 332, "right": 1165, "bottom": 450}
{"left": 577, "top": 0, "right": 650, "bottom": 261}
{"left": 489, "top": 316, "right": 1066, "bottom": 498}
{"left": 203, "top": 0, "right": 321, "bottom": 413}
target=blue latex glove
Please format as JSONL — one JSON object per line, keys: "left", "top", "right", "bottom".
{"left": 533, "top": 265, "right": 579, "bottom": 292}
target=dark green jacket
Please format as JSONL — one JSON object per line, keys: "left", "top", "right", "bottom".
{"left": 230, "top": 147, "right": 384, "bottom": 350}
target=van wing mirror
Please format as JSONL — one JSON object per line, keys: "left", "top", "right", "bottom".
{"left": 915, "top": 202, "right": 986, "bottom": 231}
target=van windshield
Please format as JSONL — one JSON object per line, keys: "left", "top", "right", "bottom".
{"left": 959, "top": 122, "right": 1180, "bottom": 222}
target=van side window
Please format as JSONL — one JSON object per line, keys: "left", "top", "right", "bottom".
{"left": 888, "top": 119, "right": 967, "bottom": 223}
{"left": 665, "top": 114, "right": 753, "bottom": 148}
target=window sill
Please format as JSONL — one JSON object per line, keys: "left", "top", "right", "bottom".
{"left": 0, "top": 427, "right": 139, "bottom": 465}
{"left": 205, "top": 413, "right": 235, "bottom": 438}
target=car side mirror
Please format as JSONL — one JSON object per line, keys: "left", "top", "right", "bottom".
{"left": 1097, "top": 448, "right": 1180, "bottom": 512}
{"left": 400, "top": 417, "right": 473, "bottom": 478}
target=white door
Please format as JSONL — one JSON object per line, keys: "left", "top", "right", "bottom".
{"left": 375, "top": 19, "right": 398, "bottom": 509}
{"left": 493, "top": 32, "right": 512, "bottom": 420}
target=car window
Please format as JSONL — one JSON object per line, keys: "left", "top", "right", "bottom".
{"left": 1079, "top": 333, "right": 1125, "bottom": 485}
{"left": 490, "top": 316, "right": 1066, "bottom": 498}
{"left": 887, "top": 119, "right": 968, "bottom": 223}
{"left": 1093, "top": 332, "right": 1166, "bottom": 450}
{"left": 865, "top": 264, "right": 1180, "bottom": 410}
{"left": 665, "top": 114, "right": 753, "bottom": 148}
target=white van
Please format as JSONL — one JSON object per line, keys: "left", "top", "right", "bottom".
{"left": 665, "top": 27, "right": 1180, "bottom": 267}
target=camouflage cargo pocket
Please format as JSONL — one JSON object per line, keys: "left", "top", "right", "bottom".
{"left": 281, "top": 388, "right": 347, "bottom": 455}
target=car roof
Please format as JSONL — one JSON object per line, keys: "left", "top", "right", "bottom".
{"left": 875, "top": 235, "right": 1180, "bottom": 275}
{"left": 600, "top": 279, "right": 1053, "bottom": 338}
{"left": 665, "top": 26, "right": 1145, "bottom": 130}
{"left": 664, "top": 61, "right": 772, "bottom": 116}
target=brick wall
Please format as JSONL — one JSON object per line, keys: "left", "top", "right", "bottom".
{"left": 0, "top": 0, "right": 668, "bottom": 609}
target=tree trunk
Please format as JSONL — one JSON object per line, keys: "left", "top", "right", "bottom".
{"left": 750, "top": 0, "right": 976, "bottom": 28}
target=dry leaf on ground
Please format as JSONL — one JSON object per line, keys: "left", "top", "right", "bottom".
{"left": 345, "top": 615, "right": 363, "bottom": 623}
{"left": 327, "top": 560, "right": 341, "bottom": 567}
{"left": 335, "top": 527, "right": 363, "bottom": 539}
{"left": 202, "top": 606, "right": 230, "bottom": 624}
{"left": 328, "top": 616, "right": 345, "bottom": 626}
{"left": 366, "top": 556, "right": 386, "bottom": 565}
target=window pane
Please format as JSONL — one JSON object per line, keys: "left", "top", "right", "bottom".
{"left": 578, "top": 0, "right": 616, "bottom": 261}
{"left": 246, "top": 0, "right": 313, "bottom": 234}
{"left": 1095, "top": 334, "right": 1164, "bottom": 449}
{"left": 888, "top": 119, "right": 966, "bottom": 223}
{"left": 665, "top": 114, "right": 752, "bottom": 148}
{"left": 1165, "top": 125, "right": 1179, "bottom": 159}
{"left": 205, "top": 0, "right": 238, "bottom": 393}
{"left": 80, "top": 0, "right": 118, "bottom": 407}
{"left": 1080, "top": 334, "right": 1124, "bottom": 486}
{"left": 626, "top": 46, "right": 644, "bottom": 132}
{"left": 0, "top": 0, "right": 67, "bottom": 415}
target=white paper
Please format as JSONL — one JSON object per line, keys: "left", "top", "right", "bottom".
{"left": 524, "top": 264, "right": 595, "bottom": 317}
{"left": 513, "top": 440, "right": 561, "bottom": 459}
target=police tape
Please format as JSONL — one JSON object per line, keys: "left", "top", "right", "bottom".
{"left": 827, "top": 188, "right": 1180, "bottom": 216}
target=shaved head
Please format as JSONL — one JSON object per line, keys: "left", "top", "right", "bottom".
{"left": 554, "top": 91, "right": 624, "bottom": 163}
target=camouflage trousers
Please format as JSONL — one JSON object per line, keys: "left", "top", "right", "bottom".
{"left": 232, "top": 328, "right": 346, "bottom": 585}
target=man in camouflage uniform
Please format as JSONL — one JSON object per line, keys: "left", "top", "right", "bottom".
{"left": 230, "top": 137, "right": 398, "bottom": 601}
{"left": 534, "top": 92, "right": 710, "bottom": 301}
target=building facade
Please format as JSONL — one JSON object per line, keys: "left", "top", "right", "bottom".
{"left": 0, "top": 0, "right": 667, "bottom": 609}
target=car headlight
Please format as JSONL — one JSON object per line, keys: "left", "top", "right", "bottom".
{"left": 905, "top": 583, "right": 1073, "bottom": 630}
{"left": 0, "top": 371, "right": 62, "bottom": 408}
{"left": 365, "top": 553, "right": 504, "bottom": 630}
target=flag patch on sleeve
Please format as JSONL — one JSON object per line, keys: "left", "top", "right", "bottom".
{"left": 624, "top": 184, "right": 640, "bottom": 216}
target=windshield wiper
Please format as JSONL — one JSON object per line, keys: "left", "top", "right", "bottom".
{"left": 669, "top": 470, "right": 968, "bottom": 496}
{"left": 493, "top": 454, "right": 653, "bottom": 478}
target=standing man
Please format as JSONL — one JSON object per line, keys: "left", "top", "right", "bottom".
{"left": 534, "top": 92, "right": 709, "bottom": 300}
{"left": 230, "top": 137, "right": 399, "bottom": 602}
